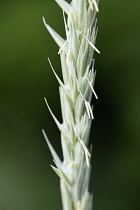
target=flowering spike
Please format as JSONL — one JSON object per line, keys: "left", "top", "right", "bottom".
{"left": 43, "top": 0, "right": 100, "bottom": 209}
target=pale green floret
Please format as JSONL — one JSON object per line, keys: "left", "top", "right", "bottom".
{"left": 43, "top": 0, "right": 100, "bottom": 209}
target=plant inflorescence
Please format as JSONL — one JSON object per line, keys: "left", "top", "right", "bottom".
{"left": 42, "top": 0, "right": 100, "bottom": 209}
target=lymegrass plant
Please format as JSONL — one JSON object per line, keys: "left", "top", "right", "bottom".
{"left": 42, "top": 0, "right": 100, "bottom": 209}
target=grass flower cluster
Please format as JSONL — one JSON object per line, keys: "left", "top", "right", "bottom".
{"left": 42, "top": 0, "right": 100, "bottom": 209}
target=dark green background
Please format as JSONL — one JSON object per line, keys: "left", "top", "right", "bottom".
{"left": 0, "top": 0, "right": 140, "bottom": 209}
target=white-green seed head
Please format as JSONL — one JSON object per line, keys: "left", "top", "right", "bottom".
{"left": 42, "top": 0, "right": 100, "bottom": 209}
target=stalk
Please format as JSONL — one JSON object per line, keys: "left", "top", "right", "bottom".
{"left": 42, "top": 0, "right": 100, "bottom": 209}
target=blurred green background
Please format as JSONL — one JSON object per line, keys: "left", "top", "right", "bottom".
{"left": 0, "top": 0, "right": 140, "bottom": 209}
